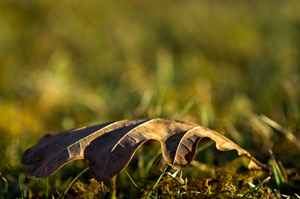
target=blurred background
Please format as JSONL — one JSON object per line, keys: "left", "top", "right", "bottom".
{"left": 1, "top": 0, "right": 300, "bottom": 197}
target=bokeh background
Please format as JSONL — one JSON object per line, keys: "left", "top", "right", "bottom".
{"left": 1, "top": 0, "right": 300, "bottom": 197}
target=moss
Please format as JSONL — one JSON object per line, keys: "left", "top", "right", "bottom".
{"left": 142, "top": 170, "right": 276, "bottom": 199}
{"left": 69, "top": 179, "right": 110, "bottom": 199}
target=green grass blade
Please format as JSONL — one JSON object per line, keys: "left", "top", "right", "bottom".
{"left": 270, "top": 160, "right": 285, "bottom": 186}
{"left": 175, "top": 98, "right": 195, "bottom": 120}
{"left": 146, "top": 166, "right": 168, "bottom": 199}
{"left": 125, "top": 169, "right": 140, "bottom": 191}
{"left": 63, "top": 167, "right": 89, "bottom": 196}
{"left": 241, "top": 176, "right": 271, "bottom": 198}
{"left": 269, "top": 149, "right": 286, "bottom": 186}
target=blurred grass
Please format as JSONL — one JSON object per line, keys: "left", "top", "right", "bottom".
{"left": 1, "top": 0, "right": 300, "bottom": 198}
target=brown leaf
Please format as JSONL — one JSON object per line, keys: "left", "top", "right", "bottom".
{"left": 21, "top": 119, "right": 271, "bottom": 181}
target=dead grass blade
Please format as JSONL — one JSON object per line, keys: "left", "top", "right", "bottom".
{"left": 259, "top": 115, "right": 300, "bottom": 150}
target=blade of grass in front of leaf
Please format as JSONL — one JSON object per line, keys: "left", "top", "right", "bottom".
{"left": 147, "top": 166, "right": 168, "bottom": 199}
{"left": 125, "top": 169, "right": 140, "bottom": 191}
{"left": 63, "top": 167, "right": 89, "bottom": 196}
{"left": 241, "top": 176, "right": 271, "bottom": 198}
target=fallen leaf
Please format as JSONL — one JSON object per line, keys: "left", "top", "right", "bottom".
{"left": 22, "top": 119, "right": 271, "bottom": 181}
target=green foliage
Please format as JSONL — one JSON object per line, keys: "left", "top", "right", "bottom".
{"left": 1, "top": 0, "right": 300, "bottom": 198}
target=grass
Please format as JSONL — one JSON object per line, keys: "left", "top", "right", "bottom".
{"left": 63, "top": 167, "right": 90, "bottom": 197}
{"left": 241, "top": 176, "right": 271, "bottom": 198}
{"left": 1, "top": 0, "right": 300, "bottom": 198}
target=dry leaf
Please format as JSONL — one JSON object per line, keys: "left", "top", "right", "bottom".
{"left": 22, "top": 119, "right": 270, "bottom": 181}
